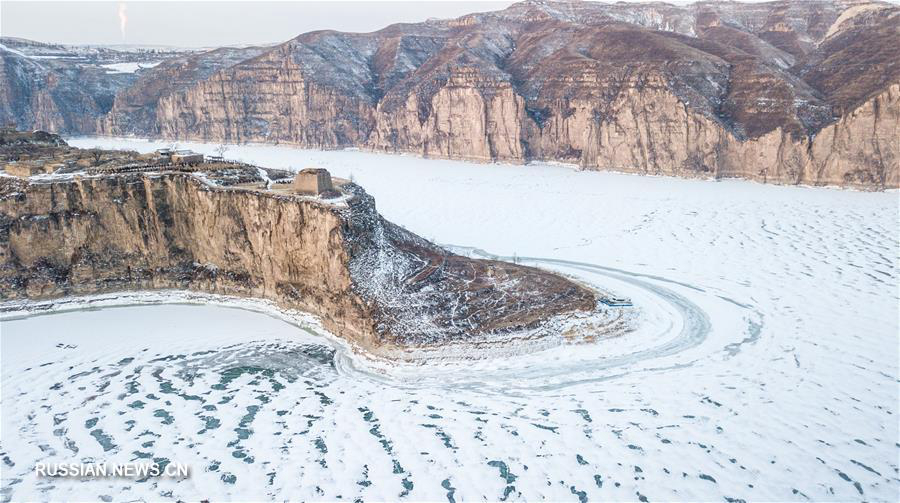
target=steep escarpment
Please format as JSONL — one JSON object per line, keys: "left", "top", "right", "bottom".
{"left": 0, "top": 174, "right": 378, "bottom": 341}
{"left": 808, "top": 83, "right": 899, "bottom": 187}
{"left": 0, "top": 142, "right": 599, "bottom": 353}
{"left": 4, "top": 0, "right": 899, "bottom": 189}
{"left": 98, "top": 46, "right": 271, "bottom": 136}
{"left": 0, "top": 38, "right": 184, "bottom": 133}
{"left": 150, "top": 42, "right": 376, "bottom": 146}
{"left": 0, "top": 49, "right": 110, "bottom": 133}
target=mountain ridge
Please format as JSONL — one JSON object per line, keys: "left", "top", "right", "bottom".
{"left": 1, "top": 0, "right": 897, "bottom": 188}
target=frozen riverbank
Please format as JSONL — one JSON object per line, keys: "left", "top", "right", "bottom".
{"left": 1, "top": 137, "right": 896, "bottom": 501}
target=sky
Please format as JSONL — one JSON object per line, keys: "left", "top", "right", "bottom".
{"left": 0, "top": 0, "right": 813, "bottom": 49}
{"left": 1, "top": 1, "right": 520, "bottom": 48}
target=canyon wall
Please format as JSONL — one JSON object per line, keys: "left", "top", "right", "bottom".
{"left": 151, "top": 45, "right": 376, "bottom": 147}
{"left": 0, "top": 174, "right": 378, "bottom": 347}
{"left": 808, "top": 83, "right": 899, "bottom": 188}
{"left": 133, "top": 65, "right": 897, "bottom": 189}
{"left": 368, "top": 71, "right": 528, "bottom": 163}
{"left": 0, "top": 50, "right": 108, "bottom": 134}
{"left": 0, "top": 168, "right": 596, "bottom": 352}
{"left": 5, "top": 0, "right": 898, "bottom": 189}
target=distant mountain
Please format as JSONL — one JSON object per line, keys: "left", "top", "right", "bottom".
{"left": 0, "top": 37, "right": 195, "bottom": 133}
{"left": 2, "top": 0, "right": 897, "bottom": 189}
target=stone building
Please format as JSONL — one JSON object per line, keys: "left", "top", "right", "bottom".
{"left": 171, "top": 150, "right": 204, "bottom": 165}
{"left": 292, "top": 168, "right": 333, "bottom": 195}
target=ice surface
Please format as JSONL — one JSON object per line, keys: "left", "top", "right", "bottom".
{"left": 2, "top": 137, "right": 897, "bottom": 501}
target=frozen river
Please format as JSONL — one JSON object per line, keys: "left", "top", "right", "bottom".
{"left": 1, "top": 137, "right": 897, "bottom": 501}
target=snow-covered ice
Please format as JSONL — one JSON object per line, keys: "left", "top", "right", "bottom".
{"left": 2, "top": 137, "right": 897, "bottom": 501}
{"left": 99, "top": 61, "right": 161, "bottom": 73}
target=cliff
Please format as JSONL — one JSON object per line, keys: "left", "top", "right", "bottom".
{"left": 0, "top": 48, "right": 108, "bottom": 133}
{"left": 4, "top": 0, "right": 898, "bottom": 189}
{"left": 0, "top": 37, "right": 179, "bottom": 133}
{"left": 0, "top": 138, "right": 599, "bottom": 356}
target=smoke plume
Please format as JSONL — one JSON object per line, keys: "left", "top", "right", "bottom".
{"left": 118, "top": 3, "right": 128, "bottom": 41}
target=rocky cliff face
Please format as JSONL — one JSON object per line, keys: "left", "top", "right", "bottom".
{"left": 97, "top": 46, "right": 270, "bottom": 137}
{"left": 4, "top": 0, "right": 898, "bottom": 189}
{"left": 0, "top": 49, "right": 107, "bottom": 133}
{"left": 0, "top": 37, "right": 185, "bottom": 133}
{"left": 0, "top": 141, "right": 598, "bottom": 354}
{"left": 0, "top": 173, "right": 376, "bottom": 340}
{"left": 149, "top": 44, "right": 375, "bottom": 147}
{"left": 808, "top": 83, "right": 898, "bottom": 187}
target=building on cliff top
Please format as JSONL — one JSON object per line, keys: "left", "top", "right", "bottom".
{"left": 171, "top": 150, "right": 204, "bottom": 165}
{"left": 293, "top": 168, "right": 333, "bottom": 195}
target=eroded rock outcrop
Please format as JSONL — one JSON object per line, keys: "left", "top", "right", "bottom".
{"left": 369, "top": 68, "right": 528, "bottom": 163}
{"left": 0, "top": 137, "right": 599, "bottom": 355}
{"left": 0, "top": 49, "right": 106, "bottom": 134}
{"left": 808, "top": 83, "right": 899, "bottom": 187}
{"left": 147, "top": 44, "right": 375, "bottom": 146}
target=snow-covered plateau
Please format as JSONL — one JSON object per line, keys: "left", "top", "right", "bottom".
{"left": 99, "top": 61, "right": 162, "bottom": 74}
{"left": 1, "top": 137, "right": 897, "bottom": 501}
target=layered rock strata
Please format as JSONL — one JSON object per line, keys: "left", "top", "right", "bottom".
{"left": 0, "top": 139, "right": 598, "bottom": 355}
{"left": 4, "top": 0, "right": 897, "bottom": 189}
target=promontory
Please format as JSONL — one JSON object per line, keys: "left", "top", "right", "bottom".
{"left": 0, "top": 130, "right": 622, "bottom": 358}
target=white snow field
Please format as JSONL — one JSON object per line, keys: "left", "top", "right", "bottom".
{"left": 99, "top": 61, "right": 162, "bottom": 73}
{"left": 2, "top": 137, "right": 897, "bottom": 501}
